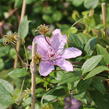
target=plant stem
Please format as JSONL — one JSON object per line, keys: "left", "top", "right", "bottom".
{"left": 89, "top": 8, "right": 94, "bottom": 16}
{"left": 23, "top": 45, "right": 29, "bottom": 69}
{"left": 14, "top": 46, "right": 25, "bottom": 66}
{"left": 30, "top": 41, "right": 36, "bottom": 109}
{"left": 31, "top": 71, "right": 36, "bottom": 109}
{"left": 5, "top": 8, "right": 18, "bottom": 19}
{"left": 101, "top": 2, "right": 107, "bottom": 36}
{"left": 20, "top": 0, "right": 26, "bottom": 24}
{"left": 72, "top": 18, "right": 83, "bottom": 27}
{"left": 14, "top": 0, "right": 26, "bottom": 68}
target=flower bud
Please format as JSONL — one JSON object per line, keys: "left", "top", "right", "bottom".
{"left": 37, "top": 24, "right": 49, "bottom": 35}
{"left": 3, "top": 33, "right": 20, "bottom": 45}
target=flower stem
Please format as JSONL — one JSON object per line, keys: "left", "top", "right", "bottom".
{"left": 14, "top": 0, "right": 26, "bottom": 68}
{"left": 30, "top": 41, "right": 37, "bottom": 109}
{"left": 101, "top": 2, "right": 107, "bottom": 36}
{"left": 31, "top": 71, "right": 36, "bottom": 109}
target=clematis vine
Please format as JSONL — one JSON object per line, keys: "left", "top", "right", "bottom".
{"left": 29, "top": 29, "right": 82, "bottom": 76}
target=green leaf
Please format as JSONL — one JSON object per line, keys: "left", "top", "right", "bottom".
{"left": 52, "top": 86, "right": 66, "bottom": 97}
{"left": 8, "top": 68, "right": 28, "bottom": 79}
{"left": 77, "top": 33, "right": 89, "bottom": 46}
{"left": 96, "top": 44, "right": 109, "bottom": 65}
{"left": 84, "top": 37, "right": 97, "bottom": 56}
{"left": 0, "top": 79, "right": 14, "bottom": 108}
{"left": 42, "top": 6, "right": 53, "bottom": 14}
{"left": 68, "top": 34, "right": 83, "bottom": 49}
{"left": 9, "top": 48, "right": 16, "bottom": 59}
{"left": 18, "top": 16, "right": 29, "bottom": 39}
{"left": 52, "top": 103, "right": 63, "bottom": 109}
{"left": 90, "top": 90, "right": 109, "bottom": 109}
{"left": 0, "top": 79, "right": 14, "bottom": 94}
{"left": 35, "top": 104, "right": 41, "bottom": 109}
{"left": 0, "top": 39, "right": 3, "bottom": 46}
{"left": 52, "top": 11, "right": 62, "bottom": 22}
{"left": 43, "top": 95, "right": 57, "bottom": 102}
{"left": 83, "top": 107, "right": 96, "bottom": 109}
{"left": 0, "top": 104, "right": 7, "bottom": 109}
{"left": 14, "top": 0, "right": 22, "bottom": 8}
{"left": 72, "top": 0, "right": 84, "bottom": 7}
{"left": 26, "top": 0, "right": 35, "bottom": 4}
{"left": 58, "top": 71, "right": 81, "bottom": 84}
{"left": 84, "top": 0, "right": 99, "bottom": 9}
{"left": 77, "top": 79, "right": 92, "bottom": 92}
{"left": 0, "top": 58, "right": 4, "bottom": 70}
{"left": 36, "top": 88, "right": 45, "bottom": 97}
{"left": 0, "top": 46, "right": 10, "bottom": 57}
{"left": 92, "top": 77, "right": 106, "bottom": 94}
{"left": 42, "top": 15, "right": 52, "bottom": 23}
{"left": 67, "top": 27, "right": 78, "bottom": 35}
{"left": 22, "top": 97, "right": 31, "bottom": 106}
{"left": 83, "top": 17, "right": 96, "bottom": 30}
{"left": 84, "top": 66, "right": 109, "bottom": 79}
{"left": 82, "top": 55, "right": 102, "bottom": 74}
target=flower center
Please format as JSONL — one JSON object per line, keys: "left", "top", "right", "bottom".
{"left": 48, "top": 49, "right": 56, "bottom": 60}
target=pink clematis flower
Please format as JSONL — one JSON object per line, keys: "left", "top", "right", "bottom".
{"left": 30, "top": 29, "right": 82, "bottom": 76}
{"left": 64, "top": 96, "right": 82, "bottom": 109}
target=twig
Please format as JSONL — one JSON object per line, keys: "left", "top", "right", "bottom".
{"left": 23, "top": 45, "right": 29, "bottom": 69}
{"left": 20, "top": 0, "right": 26, "bottom": 23}
{"left": 30, "top": 41, "right": 36, "bottom": 109}
{"left": 101, "top": 2, "right": 107, "bottom": 36}
{"left": 5, "top": 8, "right": 18, "bottom": 19}
{"left": 72, "top": 18, "right": 83, "bottom": 27}
{"left": 13, "top": 46, "right": 26, "bottom": 66}
{"left": 14, "top": 0, "right": 26, "bottom": 68}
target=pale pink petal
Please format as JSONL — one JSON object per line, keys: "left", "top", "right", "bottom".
{"left": 27, "top": 44, "right": 48, "bottom": 59}
{"left": 62, "top": 47, "right": 82, "bottom": 59}
{"left": 51, "top": 29, "right": 67, "bottom": 52}
{"left": 36, "top": 46, "right": 49, "bottom": 59}
{"left": 33, "top": 35, "right": 51, "bottom": 51}
{"left": 33, "top": 35, "right": 51, "bottom": 59}
{"left": 56, "top": 59, "right": 73, "bottom": 71}
{"left": 39, "top": 61, "right": 54, "bottom": 76}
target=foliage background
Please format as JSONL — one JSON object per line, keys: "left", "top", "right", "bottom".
{"left": 0, "top": 0, "right": 109, "bottom": 109}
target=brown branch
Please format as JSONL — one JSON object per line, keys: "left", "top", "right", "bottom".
{"left": 101, "top": 2, "right": 107, "bottom": 36}
{"left": 13, "top": 46, "right": 27, "bottom": 67}
{"left": 14, "top": 0, "right": 26, "bottom": 68}
{"left": 5, "top": 8, "right": 18, "bottom": 19}
{"left": 20, "top": 0, "right": 26, "bottom": 23}
{"left": 30, "top": 41, "right": 36, "bottom": 109}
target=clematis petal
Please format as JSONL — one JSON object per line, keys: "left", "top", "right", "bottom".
{"left": 33, "top": 35, "right": 51, "bottom": 51}
{"left": 62, "top": 47, "right": 82, "bottom": 59}
{"left": 56, "top": 59, "right": 73, "bottom": 71}
{"left": 33, "top": 35, "right": 51, "bottom": 58}
{"left": 36, "top": 46, "right": 49, "bottom": 59}
{"left": 51, "top": 29, "right": 67, "bottom": 52}
{"left": 39, "top": 61, "right": 54, "bottom": 76}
